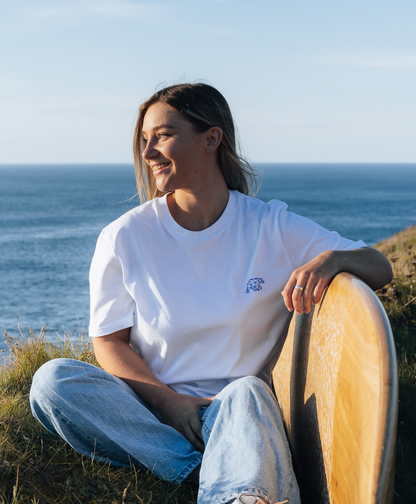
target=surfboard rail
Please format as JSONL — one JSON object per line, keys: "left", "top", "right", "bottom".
{"left": 272, "top": 272, "right": 398, "bottom": 504}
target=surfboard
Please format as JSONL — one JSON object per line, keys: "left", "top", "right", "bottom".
{"left": 272, "top": 272, "right": 398, "bottom": 504}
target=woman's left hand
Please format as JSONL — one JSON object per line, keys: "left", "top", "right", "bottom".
{"left": 281, "top": 247, "right": 393, "bottom": 315}
{"left": 281, "top": 250, "right": 338, "bottom": 315}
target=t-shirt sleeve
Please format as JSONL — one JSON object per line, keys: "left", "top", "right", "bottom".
{"left": 277, "top": 205, "right": 367, "bottom": 271}
{"left": 89, "top": 230, "right": 135, "bottom": 337}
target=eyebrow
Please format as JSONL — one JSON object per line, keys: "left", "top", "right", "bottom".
{"left": 142, "top": 124, "right": 177, "bottom": 135}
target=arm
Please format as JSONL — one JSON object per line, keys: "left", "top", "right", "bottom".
{"left": 281, "top": 247, "right": 393, "bottom": 315}
{"left": 92, "top": 328, "right": 213, "bottom": 452}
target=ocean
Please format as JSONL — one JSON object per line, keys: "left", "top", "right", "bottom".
{"left": 1, "top": 163, "right": 416, "bottom": 351}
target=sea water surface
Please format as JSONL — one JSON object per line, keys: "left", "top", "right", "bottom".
{"left": 1, "top": 163, "right": 416, "bottom": 350}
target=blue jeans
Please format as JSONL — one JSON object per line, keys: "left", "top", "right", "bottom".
{"left": 30, "top": 359, "right": 300, "bottom": 504}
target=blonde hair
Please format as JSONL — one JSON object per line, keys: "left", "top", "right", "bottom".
{"left": 133, "top": 83, "right": 257, "bottom": 203}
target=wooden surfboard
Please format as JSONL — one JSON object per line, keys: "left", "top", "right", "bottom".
{"left": 272, "top": 272, "right": 398, "bottom": 504}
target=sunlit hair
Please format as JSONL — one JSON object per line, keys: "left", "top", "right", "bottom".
{"left": 133, "top": 83, "right": 257, "bottom": 203}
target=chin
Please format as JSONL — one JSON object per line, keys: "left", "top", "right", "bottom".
{"left": 155, "top": 182, "right": 174, "bottom": 194}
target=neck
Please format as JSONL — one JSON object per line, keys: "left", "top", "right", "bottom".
{"left": 167, "top": 178, "right": 230, "bottom": 231}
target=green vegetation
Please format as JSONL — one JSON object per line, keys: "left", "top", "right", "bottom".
{"left": 0, "top": 329, "right": 197, "bottom": 503}
{"left": 374, "top": 226, "right": 416, "bottom": 504}
{"left": 1, "top": 226, "right": 415, "bottom": 503}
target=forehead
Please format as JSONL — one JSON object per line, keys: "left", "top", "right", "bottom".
{"left": 142, "top": 102, "right": 185, "bottom": 134}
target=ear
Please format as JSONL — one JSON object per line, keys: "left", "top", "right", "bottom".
{"left": 206, "top": 127, "right": 223, "bottom": 153}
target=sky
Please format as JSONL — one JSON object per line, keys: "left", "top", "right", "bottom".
{"left": 1, "top": 0, "right": 415, "bottom": 164}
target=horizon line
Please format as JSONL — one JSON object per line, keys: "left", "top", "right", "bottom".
{"left": 1, "top": 161, "right": 416, "bottom": 167}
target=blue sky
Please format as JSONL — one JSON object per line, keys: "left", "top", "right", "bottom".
{"left": 1, "top": 0, "right": 415, "bottom": 163}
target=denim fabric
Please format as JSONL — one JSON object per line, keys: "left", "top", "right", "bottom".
{"left": 30, "top": 359, "right": 300, "bottom": 504}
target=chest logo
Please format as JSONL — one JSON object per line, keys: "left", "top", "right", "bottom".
{"left": 246, "top": 277, "right": 265, "bottom": 294}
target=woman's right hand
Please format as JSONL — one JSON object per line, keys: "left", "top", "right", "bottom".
{"left": 158, "top": 393, "right": 214, "bottom": 452}
{"left": 92, "top": 329, "right": 214, "bottom": 453}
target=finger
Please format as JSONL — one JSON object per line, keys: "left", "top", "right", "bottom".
{"left": 189, "top": 413, "right": 203, "bottom": 440}
{"left": 185, "top": 419, "right": 205, "bottom": 452}
{"left": 312, "top": 278, "right": 329, "bottom": 305}
{"left": 302, "top": 276, "right": 319, "bottom": 314}
{"left": 292, "top": 275, "right": 308, "bottom": 315}
{"left": 189, "top": 434, "right": 205, "bottom": 453}
{"left": 194, "top": 398, "right": 213, "bottom": 422}
{"left": 197, "top": 397, "right": 214, "bottom": 408}
{"left": 175, "top": 420, "right": 203, "bottom": 452}
{"left": 183, "top": 429, "right": 204, "bottom": 452}
{"left": 281, "top": 275, "right": 297, "bottom": 312}
{"left": 292, "top": 288, "right": 304, "bottom": 315}
{"left": 280, "top": 290, "right": 293, "bottom": 312}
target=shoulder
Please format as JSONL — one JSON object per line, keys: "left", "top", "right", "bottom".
{"left": 105, "top": 198, "right": 157, "bottom": 229}
{"left": 233, "top": 191, "right": 288, "bottom": 219}
{"left": 99, "top": 197, "right": 163, "bottom": 249}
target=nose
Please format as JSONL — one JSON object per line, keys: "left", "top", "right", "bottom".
{"left": 142, "top": 138, "right": 158, "bottom": 161}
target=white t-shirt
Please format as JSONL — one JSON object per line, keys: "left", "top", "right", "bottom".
{"left": 89, "top": 190, "right": 366, "bottom": 397}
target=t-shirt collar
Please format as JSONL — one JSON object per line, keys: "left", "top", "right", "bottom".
{"left": 157, "top": 190, "right": 236, "bottom": 239}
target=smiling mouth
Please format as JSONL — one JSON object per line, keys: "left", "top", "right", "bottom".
{"left": 151, "top": 162, "right": 171, "bottom": 174}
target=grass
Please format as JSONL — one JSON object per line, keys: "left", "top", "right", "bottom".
{"left": 1, "top": 226, "right": 416, "bottom": 503}
{"left": 0, "top": 329, "right": 197, "bottom": 504}
{"left": 373, "top": 226, "right": 416, "bottom": 503}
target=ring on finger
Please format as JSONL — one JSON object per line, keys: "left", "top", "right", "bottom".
{"left": 295, "top": 285, "right": 304, "bottom": 292}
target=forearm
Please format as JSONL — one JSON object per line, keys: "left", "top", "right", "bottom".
{"left": 332, "top": 247, "right": 393, "bottom": 291}
{"left": 282, "top": 246, "right": 392, "bottom": 314}
{"left": 92, "top": 330, "right": 213, "bottom": 451}
{"left": 93, "top": 334, "right": 175, "bottom": 412}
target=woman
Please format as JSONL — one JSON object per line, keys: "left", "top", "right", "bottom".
{"left": 30, "top": 83, "right": 392, "bottom": 504}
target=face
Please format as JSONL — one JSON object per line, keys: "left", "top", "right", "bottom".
{"left": 141, "top": 102, "right": 209, "bottom": 194}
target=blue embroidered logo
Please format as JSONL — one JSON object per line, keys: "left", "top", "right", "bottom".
{"left": 246, "top": 277, "right": 265, "bottom": 294}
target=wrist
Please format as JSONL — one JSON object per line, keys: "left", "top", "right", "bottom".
{"left": 148, "top": 384, "right": 177, "bottom": 413}
{"left": 325, "top": 249, "right": 345, "bottom": 277}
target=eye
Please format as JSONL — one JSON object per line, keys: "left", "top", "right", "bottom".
{"left": 142, "top": 137, "right": 148, "bottom": 144}
{"left": 158, "top": 133, "right": 169, "bottom": 139}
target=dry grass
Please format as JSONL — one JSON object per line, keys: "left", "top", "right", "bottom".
{"left": 374, "top": 226, "right": 416, "bottom": 504}
{"left": 0, "top": 328, "right": 197, "bottom": 504}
